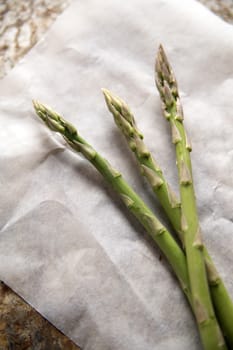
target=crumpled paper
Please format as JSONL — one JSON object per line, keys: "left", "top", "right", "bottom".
{"left": 0, "top": 0, "right": 233, "bottom": 349}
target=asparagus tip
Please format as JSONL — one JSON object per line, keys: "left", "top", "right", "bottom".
{"left": 32, "top": 99, "right": 38, "bottom": 109}
{"left": 32, "top": 100, "right": 68, "bottom": 134}
{"left": 101, "top": 87, "right": 109, "bottom": 97}
{"left": 102, "top": 88, "right": 121, "bottom": 109}
{"left": 102, "top": 88, "right": 128, "bottom": 118}
{"left": 158, "top": 43, "right": 164, "bottom": 54}
{"left": 101, "top": 88, "right": 113, "bottom": 108}
{"left": 101, "top": 87, "right": 110, "bottom": 96}
{"left": 158, "top": 43, "right": 166, "bottom": 56}
{"left": 32, "top": 100, "right": 48, "bottom": 122}
{"left": 33, "top": 99, "right": 49, "bottom": 115}
{"left": 32, "top": 99, "right": 44, "bottom": 114}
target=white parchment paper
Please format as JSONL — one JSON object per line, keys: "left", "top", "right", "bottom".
{"left": 0, "top": 0, "right": 233, "bottom": 349}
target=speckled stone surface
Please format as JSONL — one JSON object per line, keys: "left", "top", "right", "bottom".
{"left": 199, "top": 0, "right": 233, "bottom": 24}
{"left": 0, "top": 0, "right": 70, "bottom": 78}
{"left": 0, "top": 282, "right": 80, "bottom": 350}
{"left": 0, "top": 0, "right": 232, "bottom": 349}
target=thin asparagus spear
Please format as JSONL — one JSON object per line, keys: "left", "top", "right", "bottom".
{"left": 102, "top": 88, "right": 233, "bottom": 348}
{"left": 155, "top": 45, "right": 227, "bottom": 350}
{"left": 102, "top": 88, "right": 183, "bottom": 243}
{"left": 33, "top": 100, "right": 192, "bottom": 305}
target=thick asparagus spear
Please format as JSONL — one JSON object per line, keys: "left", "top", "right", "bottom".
{"left": 102, "top": 88, "right": 233, "bottom": 348}
{"left": 155, "top": 45, "right": 233, "bottom": 348}
{"left": 33, "top": 100, "right": 191, "bottom": 306}
{"left": 155, "top": 45, "right": 227, "bottom": 350}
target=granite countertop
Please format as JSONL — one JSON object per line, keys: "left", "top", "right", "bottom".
{"left": 0, "top": 282, "right": 78, "bottom": 350}
{"left": 0, "top": 1, "right": 232, "bottom": 349}
{"left": 200, "top": 0, "right": 233, "bottom": 24}
{"left": 0, "top": 0, "right": 70, "bottom": 78}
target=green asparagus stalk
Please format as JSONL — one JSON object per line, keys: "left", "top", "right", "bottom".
{"left": 155, "top": 45, "right": 227, "bottom": 350}
{"left": 102, "top": 88, "right": 183, "bottom": 243}
{"left": 102, "top": 88, "right": 233, "bottom": 348}
{"left": 33, "top": 100, "right": 192, "bottom": 303}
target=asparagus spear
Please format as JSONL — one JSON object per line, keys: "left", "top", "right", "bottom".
{"left": 32, "top": 100, "right": 191, "bottom": 306}
{"left": 155, "top": 45, "right": 227, "bottom": 350}
{"left": 33, "top": 101, "right": 227, "bottom": 349}
{"left": 102, "top": 89, "right": 183, "bottom": 243}
{"left": 102, "top": 88, "right": 233, "bottom": 348}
